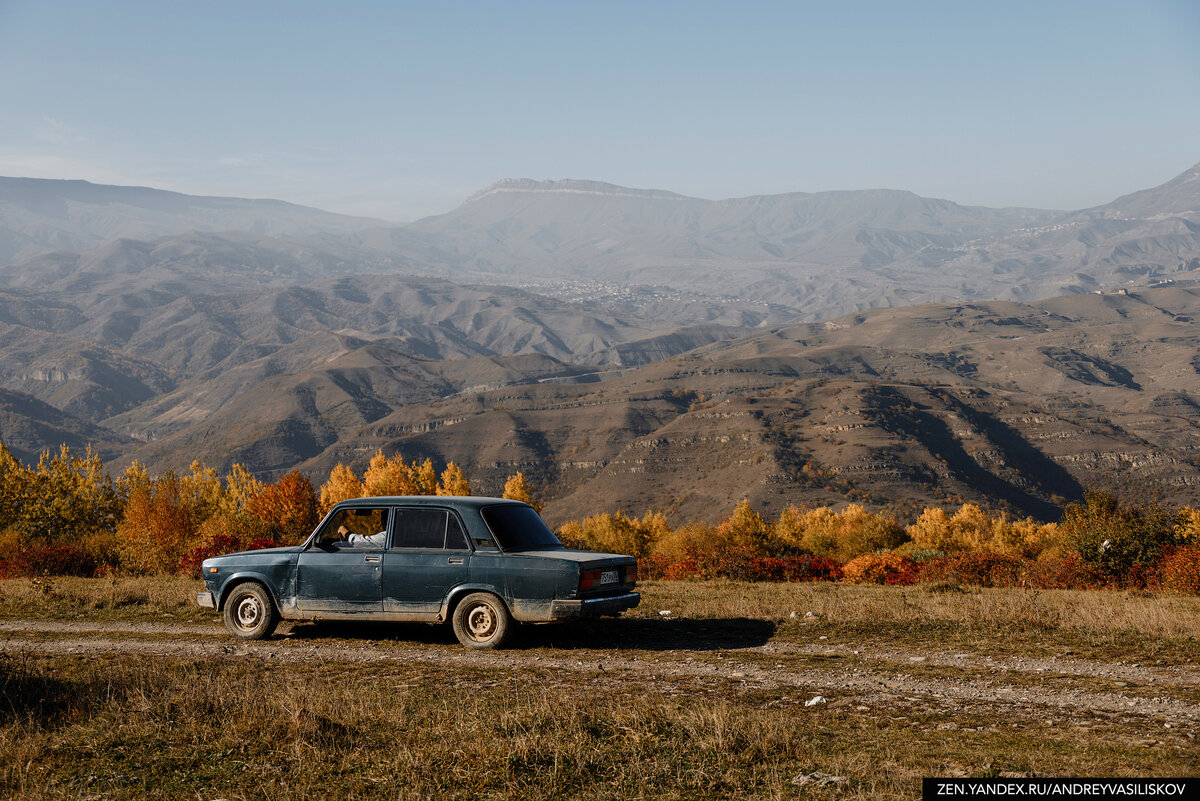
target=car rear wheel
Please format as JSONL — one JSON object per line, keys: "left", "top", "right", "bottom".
{"left": 223, "top": 582, "right": 279, "bottom": 640}
{"left": 452, "top": 592, "right": 511, "bottom": 650}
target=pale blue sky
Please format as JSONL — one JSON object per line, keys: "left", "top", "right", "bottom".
{"left": 1, "top": 1, "right": 1197, "bottom": 221}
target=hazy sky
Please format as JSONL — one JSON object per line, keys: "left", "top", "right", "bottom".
{"left": 1, "top": 1, "right": 1198, "bottom": 221}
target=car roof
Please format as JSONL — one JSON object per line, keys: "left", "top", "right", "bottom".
{"left": 332, "top": 496, "right": 530, "bottom": 511}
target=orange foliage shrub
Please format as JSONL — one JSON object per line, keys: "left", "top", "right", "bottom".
{"left": 1158, "top": 546, "right": 1200, "bottom": 595}
{"left": 841, "top": 553, "right": 918, "bottom": 585}
{"left": 639, "top": 548, "right": 842, "bottom": 583}
{"left": 917, "top": 551, "right": 1027, "bottom": 588}
{"left": 0, "top": 543, "right": 97, "bottom": 578}
{"left": 1022, "top": 554, "right": 1105, "bottom": 590}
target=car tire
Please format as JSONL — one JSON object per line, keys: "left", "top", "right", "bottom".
{"left": 452, "top": 592, "right": 512, "bottom": 650}
{"left": 223, "top": 582, "right": 279, "bottom": 640}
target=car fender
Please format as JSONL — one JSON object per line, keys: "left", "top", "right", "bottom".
{"left": 438, "top": 583, "right": 506, "bottom": 623}
{"left": 217, "top": 571, "right": 286, "bottom": 612}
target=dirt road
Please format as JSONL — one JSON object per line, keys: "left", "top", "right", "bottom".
{"left": 4, "top": 618, "right": 1198, "bottom": 729}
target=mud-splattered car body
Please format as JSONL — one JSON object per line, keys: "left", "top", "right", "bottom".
{"left": 197, "top": 496, "right": 639, "bottom": 648}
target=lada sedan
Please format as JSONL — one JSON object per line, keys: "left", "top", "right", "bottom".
{"left": 196, "top": 496, "right": 639, "bottom": 649}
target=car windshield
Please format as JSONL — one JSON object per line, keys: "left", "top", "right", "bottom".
{"left": 480, "top": 505, "right": 563, "bottom": 552}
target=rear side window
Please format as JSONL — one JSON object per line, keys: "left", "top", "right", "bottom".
{"left": 392, "top": 509, "right": 449, "bottom": 549}
{"left": 480, "top": 505, "right": 563, "bottom": 552}
{"left": 389, "top": 508, "right": 470, "bottom": 550}
{"left": 446, "top": 515, "right": 468, "bottom": 550}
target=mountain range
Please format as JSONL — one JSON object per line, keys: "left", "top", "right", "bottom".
{"left": 1, "top": 162, "right": 1199, "bottom": 522}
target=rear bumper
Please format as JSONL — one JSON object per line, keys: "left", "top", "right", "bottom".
{"left": 196, "top": 591, "right": 216, "bottom": 609}
{"left": 549, "top": 591, "right": 640, "bottom": 620}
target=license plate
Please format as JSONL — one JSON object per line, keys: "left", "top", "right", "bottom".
{"left": 600, "top": 570, "right": 620, "bottom": 585}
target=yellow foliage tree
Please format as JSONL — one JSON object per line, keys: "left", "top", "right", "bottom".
{"left": 1175, "top": 508, "right": 1200, "bottom": 545}
{"left": 319, "top": 463, "right": 364, "bottom": 514}
{"left": 23, "top": 444, "right": 121, "bottom": 542}
{"left": 906, "top": 507, "right": 956, "bottom": 552}
{"left": 413, "top": 458, "right": 438, "bottom": 495}
{"left": 362, "top": 450, "right": 419, "bottom": 497}
{"left": 0, "top": 441, "right": 32, "bottom": 533}
{"left": 650, "top": 521, "right": 722, "bottom": 562}
{"left": 223, "top": 463, "right": 264, "bottom": 513}
{"left": 436, "top": 462, "right": 471, "bottom": 496}
{"left": 502, "top": 472, "right": 542, "bottom": 512}
{"left": 557, "top": 510, "right": 668, "bottom": 558}
{"left": 775, "top": 503, "right": 905, "bottom": 563}
{"left": 907, "top": 503, "right": 1055, "bottom": 558}
{"left": 180, "top": 461, "right": 223, "bottom": 523}
{"left": 718, "top": 499, "right": 769, "bottom": 553}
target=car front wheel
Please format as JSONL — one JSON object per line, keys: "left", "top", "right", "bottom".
{"left": 452, "top": 592, "right": 512, "bottom": 650}
{"left": 223, "top": 582, "right": 279, "bottom": 640}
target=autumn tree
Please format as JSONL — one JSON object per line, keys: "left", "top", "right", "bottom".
{"left": 718, "top": 499, "right": 770, "bottom": 554}
{"left": 320, "top": 463, "right": 364, "bottom": 514}
{"left": 118, "top": 469, "right": 200, "bottom": 574}
{"left": 773, "top": 504, "right": 905, "bottom": 563}
{"left": 1060, "top": 491, "right": 1178, "bottom": 578}
{"left": 436, "top": 462, "right": 471, "bottom": 496}
{"left": 502, "top": 472, "right": 542, "bottom": 512}
{"left": 0, "top": 441, "right": 32, "bottom": 533}
{"left": 20, "top": 445, "right": 121, "bottom": 542}
{"left": 247, "top": 470, "right": 319, "bottom": 541}
{"left": 362, "top": 450, "right": 418, "bottom": 497}
{"left": 556, "top": 511, "right": 663, "bottom": 558}
{"left": 907, "top": 503, "right": 1056, "bottom": 558}
{"left": 413, "top": 458, "right": 438, "bottom": 495}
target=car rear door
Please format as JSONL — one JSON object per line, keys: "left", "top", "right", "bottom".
{"left": 382, "top": 507, "right": 471, "bottom": 616}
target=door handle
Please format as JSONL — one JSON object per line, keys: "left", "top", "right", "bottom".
{"left": 364, "top": 555, "right": 381, "bottom": 563}
{"left": 447, "top": 557, "right": 464, "bottom": 565}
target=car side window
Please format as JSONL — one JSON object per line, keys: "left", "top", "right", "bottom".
{"left": 446, "top": 514, "right": 468, "bottom": 550}
{"left": 392, "top": 508, "right": 449, "bottom": 549}
{"left": 316, "top": 507, "right": 389, "bottom": 548}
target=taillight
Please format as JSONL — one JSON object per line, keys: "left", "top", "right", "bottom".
{"left": 580, "top": 569, "right": 602, "bottom": 590}
{"left": 626, "top": 564, "right": 637, "bottom": 584}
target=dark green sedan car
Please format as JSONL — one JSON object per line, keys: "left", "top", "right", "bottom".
{"left": 196, "top": 496, "right": 639, "bottom": 649}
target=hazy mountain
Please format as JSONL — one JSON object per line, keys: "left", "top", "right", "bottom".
{"left": 4, "top": 164, "right": 1200, "bottom": 521}
{"left": 356, "top": 178, "right": 1062, "bottom": 313}
{"left": 0, "top": 261, "right": 751, "bottom": 436}
{"left": 0, "top": 176, "right": 383, "bottom": 265}
{"left": 324, "top": 163, "right": 1200, "bottom": 320}
{"left": 277, "top": 285, "right": 1200, "bottom": 524}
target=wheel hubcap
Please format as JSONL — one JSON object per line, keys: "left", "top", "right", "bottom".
{"left": 236, "top": 597, "right": 261, "bottom": 628}
{"left": 466, "top": 605, "right": 494, "bottom": 640}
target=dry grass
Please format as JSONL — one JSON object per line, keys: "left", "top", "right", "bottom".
{"left": 637, "top": 580, "right": 1200, "bottom": 663}
{"left": 1, "top": 653, "right": 1194, "bottom": 801}
{"left": 0, "top": 576, "right": 1197, "bottom": 798}
{"left": 0, "top": 575, "right": 208, "bottom": 623}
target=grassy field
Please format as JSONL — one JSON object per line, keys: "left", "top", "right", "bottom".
{"left": 0, "top": 577, "right": 1197, "bottom": 799}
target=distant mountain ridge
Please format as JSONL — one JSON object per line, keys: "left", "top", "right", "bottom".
{"left": 2, "top": 163, "right": 1200, "bottom": 520}
{"left": 0, "top": 176, "right": 384, "bottom": 264}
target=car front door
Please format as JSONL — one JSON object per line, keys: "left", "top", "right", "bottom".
{"left": 295, "top": 506, "right": 387, "bottom": 614}
{"left": 382, "top": 507, "right": 471, "bottom": 617}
